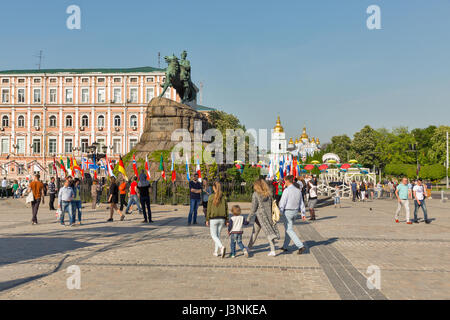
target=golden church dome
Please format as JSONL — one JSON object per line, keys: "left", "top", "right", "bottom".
{"left": 316, "top": 137, "right": 320, "bottom": 145}
{"left": 300, "top": 127, "right": 308, "bottom": 139}
{"left": 273, "top": 116, "right": 284, "bottom": 133}
{"left": 295, "top": 138, "right": 298, "bottom": 144}
{"left": 289, "top": 137, "right": 294, "bottom": 145}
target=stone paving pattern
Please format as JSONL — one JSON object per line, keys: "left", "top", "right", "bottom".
{"left": 0, "top": 196, "right": 448, "bottom": 300}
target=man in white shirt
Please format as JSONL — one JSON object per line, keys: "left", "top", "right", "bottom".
{"left": 1, "top": 177, "right": 8, "bottom": 198}
{"left": 279, "top": 175, "right": 306, "bottom": 255}
{"left": 413, "top": 179, "right": 430, "bottom": 224}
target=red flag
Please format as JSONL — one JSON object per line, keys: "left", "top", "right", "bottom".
{"left": 52, "top": 157, "right": 58, "bottom": 176}
{"left": 145, "top": 154, "right": 151, "bottom": 180}
{"left": 132, "top": 154, "right": 139, "bottom": 178}
{"left": 171, "top": 153, "right": 176, "bottom": 182}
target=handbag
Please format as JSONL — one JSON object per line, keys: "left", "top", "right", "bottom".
{"left": 26, "top": 191, "right": 34, "bottom": 204}
{"left": 56, "top": 208, "right": 62, "bottom": 220}
{"left": 272, "top": 199, "right": 281, "bottom": 224}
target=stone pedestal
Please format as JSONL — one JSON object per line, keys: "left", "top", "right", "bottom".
{"left": 127, "top": 97, "right": 210, "bottom": 178}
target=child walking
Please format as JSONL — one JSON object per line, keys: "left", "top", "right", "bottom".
{"left": 334, "top": 185, "right": 342, "bottom": 208}
{"left": 227, "top": 205, "right": 249, "bottom": 258}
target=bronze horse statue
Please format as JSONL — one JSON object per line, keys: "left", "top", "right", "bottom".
{"left": 159, "top": 53, "right": 196, "bottom": 104}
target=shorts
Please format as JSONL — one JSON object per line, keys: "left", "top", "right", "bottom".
{"left": 309, "top": 198, "right": 318, "bottom": 209}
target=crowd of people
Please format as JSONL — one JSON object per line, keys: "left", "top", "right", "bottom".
{"left": 11, "top": 169, "right": 434, "bottom": 257}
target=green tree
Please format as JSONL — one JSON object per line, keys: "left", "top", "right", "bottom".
{"left": 325, "top": 135, "right": 352, "bottom": 162}
{"left": 411, "top": 125, "right": 437, "bottom": 165}
{"left": 429, "top": 126, "right": 450, "bottom": 165}
{"left": 351, "top": 125, "right": 381, "bottom": 167}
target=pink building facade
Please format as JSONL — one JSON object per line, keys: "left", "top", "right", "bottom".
{"left": 0, "top": 67, "right": 179, "bottom": 180}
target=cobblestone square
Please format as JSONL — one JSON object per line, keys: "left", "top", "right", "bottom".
{"left": 0, "top": 197, "right": 449, "bottom": 300}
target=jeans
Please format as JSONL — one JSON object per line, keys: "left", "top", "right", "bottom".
{"left": 352, "top": 190, "right": 357, "bottom": 201}
{"left": 414, "top": 199, "right": 428, "bottom": 221}
{"left": 140, "top": 196, "right": 151, "bottom": 221}
{"left": 395, "top": 199, "right": 410, "bottom": 222}
{"left": 125, "top": 194, "right": 142, "bottom": 213}
{"left": 31, "top": 199, "right": 41, "bottom": 223}
{"left": 209, "top": 219, "right": 225, "bottom": 253}
{"left": 282, "top": 210, "right": 304, "bottom": 250}
{"left": 334, "top": 197, "right": 341, "bottom": 205}
{"left": 71, "top": 200, "right": 82, "bottom": 224}
{"left": 230, "top": 233, "right": 246, "bottom": 256}
{"left": 49, "top": 193, "right": 56, "bottom": 210}
{"left": 1, "top": 187, "right": 7, "bottom": 198}
{"left": 60, "top": 201, "right": 73, "bottom": 224}
{"left": 188, "top": 198, "right": 201, "bottom": 224}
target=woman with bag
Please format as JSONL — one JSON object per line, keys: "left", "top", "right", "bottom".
{"left": 247, "top": 179, "right": 280, "bottom": 257}
{"left": 206, "top": 181, "right": 228, "bottom": 258}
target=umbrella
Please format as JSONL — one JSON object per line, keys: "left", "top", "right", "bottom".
{"left": 349, "top": 159, "right": 358, "bottom": 164}
{"left": 318, "top": 164, "right": 328, "bottom": 171}
{"left": 311, "top": 160, "right": 320, "bottom": 164}
{"left": 360, "top": 170, "right": 369, "bottom": 174}
{"left": 341, "top": 163, "right": 351, "bottom": 169}
{"left": 356, "top": 164, "right": 363, "bottom": 168}
{"left": 340, "top": 169, "right": 348, "bottom": 173}
{"left": 327, "top": 159, "right": 337, "bottom": 164}
{"left": 304, "top": 164, "right": 315, "bottom": 171}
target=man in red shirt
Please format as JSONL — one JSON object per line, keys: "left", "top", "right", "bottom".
{"left": 125, "top": 176, "right": 142, "bottom": 214}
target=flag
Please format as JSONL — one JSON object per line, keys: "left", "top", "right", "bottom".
{"left": 185, "top": 154, "right": 190, "bottom": 181}
{"left": 105, "top": 154, "right": 115, "bottom": 178}
{"left": 67, "top": 157, "right": 71, "bottom": 176}
{"left": 196, "top": 157, "right": 202, "bottom": 182}
{"left": 159, "top": 155, "right": 166, "bottom": 180}
{"left": 132, "top": 154, "right": 139, "bottom": 178}
{"left": 59, "top": 156, "right": 67, "bottom": 177}
{"left": 73, "top": 157, "right": 84, "bottom": 179}
{"left": 52, "top": 157, "right": 58, "bottom": 176}
{"left": 145, "top": 154, "right": 151, "bottom": 180}
{"left": 171, "top": 152, "right": 176, "bottom": 182}
{"left": 117, "top": 156, "right": 128, "bottom": 181}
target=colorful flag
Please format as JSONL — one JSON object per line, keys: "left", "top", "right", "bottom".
{"left": 117, "top": 156, "right": 128, "bottom": 181}
{"left": 171, "top": 152, "right": 176, "bottom": 182}
{"left": 185, "top": 154, "right": 190, "bottom": 181}
{"left": 59, "top": 156, "right": 67, "bottom": 177}
{"left": 145, "top": 154, "right": 151, "bottom": 180}
{"left": 52, "top": 156, "right": 58, "bottom": 176}
{"left": 132, "top": 154, "right": 139, "bottom": 178}
{"left": 196, "top": 157, "right": 202, "bottom": 182}
{"left": 67, "top": 157, "right": 71, "bottom": 175}
{"left": 159, "top": 155, "right": 166, "bottom": 180}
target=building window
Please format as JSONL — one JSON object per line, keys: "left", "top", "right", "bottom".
{"left": 65, "top": 88, "right": 73, "bottom": 103}
{"left": 65, "top": 115, "right": 73, "bottom": 127}
{"left": 114, "top": 115, "right": 121, "bottom": 127}
{"left": 146, "top": 87, "right": 154, "bottom": 102}
{"left": 17, "top": 115, "right": 25, "bottom": 127}
{"left": 97, "top": 77, "right": 105, "bottom": 83}
{"left": 129, "top": 138, "right": 138, "bottom": 150}
{"left": 49, "top": 138, "right": 57, "bottom": 154}
{"left": 33, "top": 78, "right": 41, "bottom": 84}
{"left": 1, "top": 78, "right": 9, "bottom": 84}
{"left": 130, "top": 77, "right": 138, "bottom": 83}
{"left": 18, "top": 88, "right": 25, "bottom": 103}
{"left": 1, "top": 138, "right": 9, "bottom": 154}
{"left": 81, "top": 77, "right": 89, "bottom": 83}
{"left": 64, "top": 139, "right": 73, "bottom": 154}
{"left": 97, "top": 88, "right": 105, "bottom": 103}
{"left": 49, "top": 78, "right": 57, "bottom": 84}
{"left": 33, "top": 89, "right": 41, "bottom": 103}
{"left": 113, "top": 87, "right": 121, "bottom": 103}
{"left": 146, "top": 77, "right": 154, "bottom": 82}
{"left": 2, "top": 115, "right": 9, "bottom": 127}
{"left": 130, "top": 115, "right": 138, "bottom": 127}
{"left": 81, "top": 139, "right": 89, "bottom": 153}
{"left": 32, "top": 139, "right": 41, "bottom": 154}
{"left": 113, "top": 138, "right": 121, "bottom": 154}
{"left": 18, "top": 78, "right": 25, "bottom": 84}
{"left": 16, "top": 138, "right": 25, "bottom": 154}
{"left": 49, "top": 88, "right": 57, "bottom": 103}
{"left": 81, "top": 115, "right": 89, "bottom": 127}
{"left": 113, "top": 77, "right": 122, "bottom": 83}
{"left": 33, "top": 115, "right": 41, "bottom": 128}
{"left": 1, "top": 89, "right": 9, "bottom": 103}
{"left": 97, "top": 115, "right": 105, "bottom": 128}
{"left": 129, "top": 88, "right": 138, "bottom": 103}
{"left": 65, "top": 78, "right": 73, "bottom": 83}
{"left": 49, "top": 115, "right": 57, "bottom": 127}
{"left": 81, "top": 88, "right": 89, "bottom": 103}
{"left": 97, "top": 138, "right": 105, "bottom": 151}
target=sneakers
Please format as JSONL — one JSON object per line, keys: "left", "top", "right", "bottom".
{"left": 267, "top": 251, "right": 276, "bottom": 257}
{"left": 298, "top": 247, "right": 306, "bottom": 255}
{"left": 406, "top": 221, "right": 412, "bottom": 225}
{"left": 425, "top": 219, "right": 431, "bottom": 224}
{"left": 220, "top": 246, "right": 226, "bottom": 258}
{"left": 413, "top": 220, "right": 419, "bottom": 224}
{"left": 243, "top": 248, "right": 249, "bottom": 258}
{"left": 230, "top": 255, "right": 236, "bottom": 258}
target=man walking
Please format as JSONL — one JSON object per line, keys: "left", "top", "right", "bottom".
{"left": 1, "top": 177, "right": 8, "bottom": 198}
{"left": 351, "top": 180, "right": 357, "bottom": 202}
{"left": 48, "top": 177, "right": 57, "bottom": 210}
{"left": 413, "top": 179, "right": 431, "bottom": 224}
{"left": 58, "top": 179, "right": 74, "bottom": 226}
{"left": 279, "top": 175, "right": 306, "bottom": 255}
{"left": 395, "top": 177, "right": 412, "bottom": 224}
{"left": 107, "top": 176, "right": 124, "bottom": 222}
{"left": 188, "top": 173, "right": 202, "bottom": 225}
{"left": 125, "top": 176, "right": 142, "bottom": 214}
{"left": 28, "top": 174, "right": 44, "bottom": 225}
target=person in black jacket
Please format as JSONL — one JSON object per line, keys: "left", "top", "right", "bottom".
{"left": 107, "top": 176, "right": 124, "bottom": 222}
{"left": 137, "top": 170, "right": 152, "bottom": 223}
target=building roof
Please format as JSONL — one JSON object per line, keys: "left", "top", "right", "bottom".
{"left": 194, "top": 104, "right": 216, "bottom": 112}
{"left": 0, "top": 66, "right": 166, "bottom": 75}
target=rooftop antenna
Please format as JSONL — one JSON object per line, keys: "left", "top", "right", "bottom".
{"left": 199, "top": 81, "right": 204, "bottom": 105}
{"left": 34, "top": 50, "right": 44, "bottom": 70}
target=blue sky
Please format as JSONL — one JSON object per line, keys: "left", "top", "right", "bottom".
{"left": 1, "top": 0, "right": 449, "bottom": 143}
